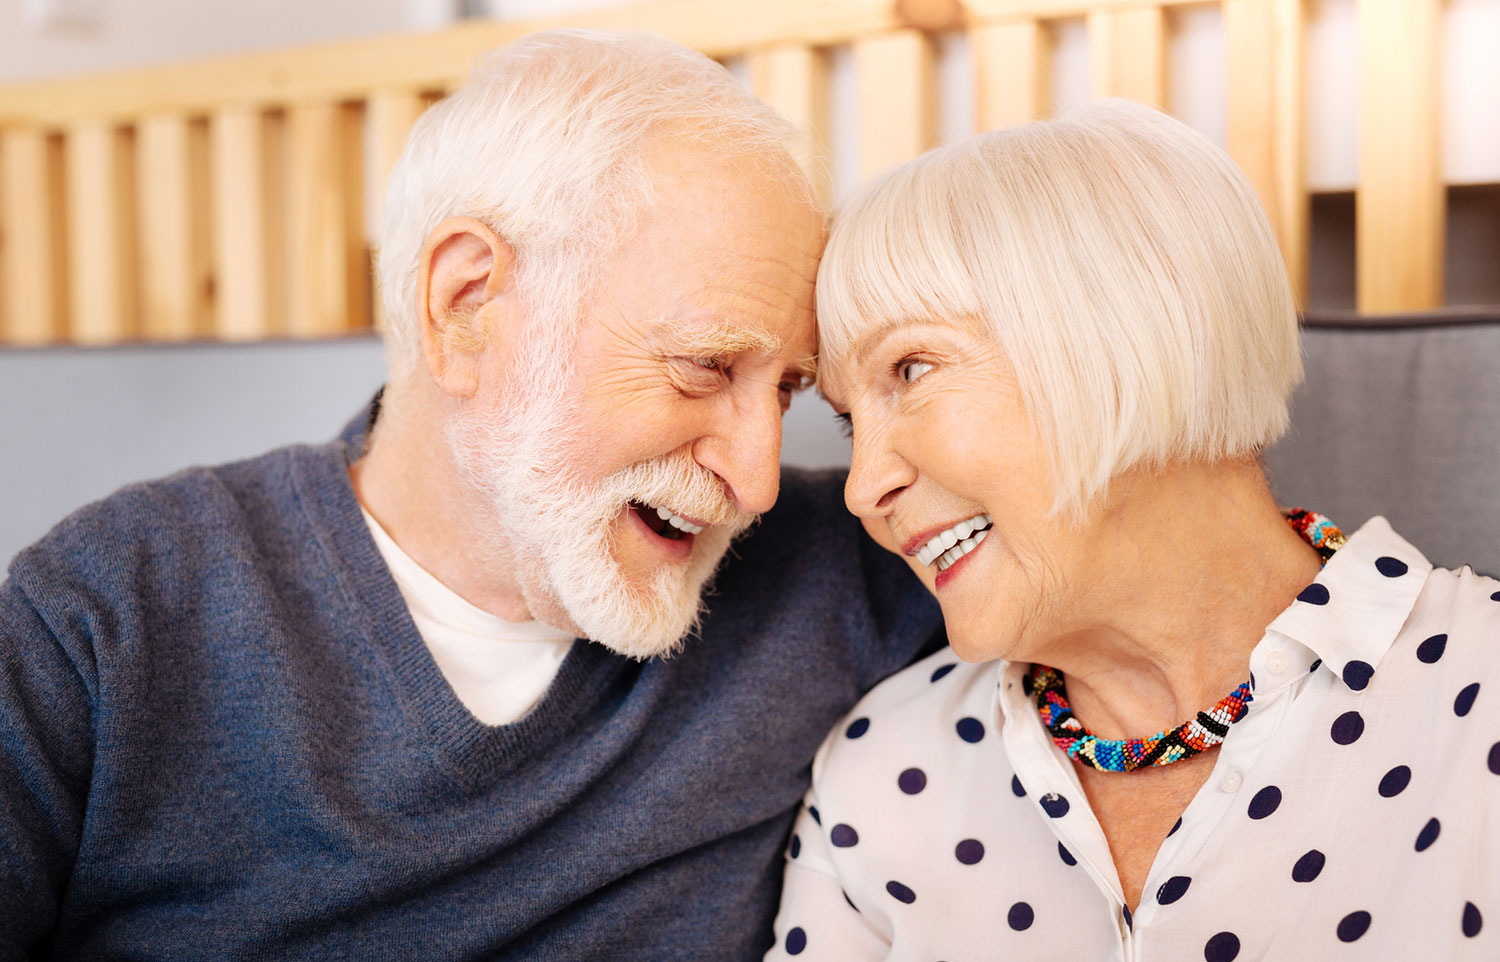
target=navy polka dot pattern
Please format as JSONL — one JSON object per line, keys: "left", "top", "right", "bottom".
{"left": 1292, "top": 849, "right": 1325, "bottom": 882}
{"left": 1492, "top": 590, "right": 1500, "bottom": 602}
{"left": 785, "top": 928, "right": 806, "bottom": 955}
{"left": 808, "top": 806, "right": 819, "bottom": 825}
{"left": 1417, "top": 634, "right": 1448, "bottom": 663}
{"left": 955, "top": 839, "right": 984, "bottom": 865}
{"left": 1330, "top": 710, "right": 1364, "bottom": 744}
{"left": 1342, "top": 660, "right": 1375, "bottom": 691}
{"left": 1157, "top": 876, "right": 1192, "bottom": 905}
{"left": 1337, "top": 910, "right": 1372, "bottom": 942}
{"left": 1247, "top": 786, "right": 1281, "bottom": 820}
{"left": 1379, "top": 765, "right": 1412, "bottom": 797}
{"left": 1298, "top": 583, "right": 1330, "bottom": 605}
{"left": 767, "top": 523, "right": 1500, "bottom": 962}
{"left": 1376, "top": 556, "right": 1409, "bottom": 577}
{"left": 886, "top": 881, "right": 916, "bottom": 904}
{"left": 1039, "top": 793, "right": 1070, "bottom": 818}
{"left": 1204, "top": 931, "right": 1241, "bottom": 961}
{"left": 1463, "top": 902, "right": 1483, "bottom": 937}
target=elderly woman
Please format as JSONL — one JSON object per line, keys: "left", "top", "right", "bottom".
{"left": 766, "top": 100, "right": 1499, "bottom": 961}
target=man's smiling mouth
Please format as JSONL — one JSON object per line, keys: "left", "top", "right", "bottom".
{"left": 629, "top": 500, "right": 703, "bottom": 541}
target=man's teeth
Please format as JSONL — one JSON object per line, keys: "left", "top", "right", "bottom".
{"left": 915, "top": 513, "right": 992, "bottom": 571}
{"left": 654, "top": 504, "right": 704, "bottom": 535}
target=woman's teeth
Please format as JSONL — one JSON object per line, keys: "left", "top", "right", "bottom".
{"left": 654, "top": 504, "right": 703, "bottom": 535}
{"left": 915, "top": 513, "right": 992, "bottom": 570}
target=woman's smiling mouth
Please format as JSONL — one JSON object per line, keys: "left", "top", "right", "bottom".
{"left": 912, "top": 513, "right": 993, "bottom": 570}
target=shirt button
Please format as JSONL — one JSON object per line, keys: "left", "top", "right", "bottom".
{"left": 1220, "top": 770, "right": 1244, "bottom": 793}
{"left": 1267, "top": 650, "right": 1289, "bottom": 674}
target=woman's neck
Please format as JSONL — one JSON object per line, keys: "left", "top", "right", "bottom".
{"left": 1030, "top": 459, "right": 1324, "bottom": 740}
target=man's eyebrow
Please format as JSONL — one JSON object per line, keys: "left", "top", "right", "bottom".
{"left": 667, "top": 317, "right": 781, "bottom": 356}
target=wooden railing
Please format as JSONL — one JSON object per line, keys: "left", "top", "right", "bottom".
{"left": 0, "top": 0, "right": 1459, "bottom": 345}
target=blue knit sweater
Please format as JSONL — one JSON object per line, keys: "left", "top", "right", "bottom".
{"left": 0, "top": 420, "right": 940, "bottom": 960}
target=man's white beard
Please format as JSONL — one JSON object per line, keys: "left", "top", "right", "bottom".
{"left": 447, "top": 367, "right": 757, "bottom": 660}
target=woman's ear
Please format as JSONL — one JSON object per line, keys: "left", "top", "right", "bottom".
{"left": 416, "top": 216, "right": 518, "bottom": 399}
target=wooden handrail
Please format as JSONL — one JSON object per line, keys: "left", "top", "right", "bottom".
{"left": 1, "top": 0, "right": 1486, "bottom": 347}
{"left": 0, "top": 0, "right": 1208, "bottom": 127}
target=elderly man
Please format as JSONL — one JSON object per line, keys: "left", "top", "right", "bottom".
{"left": 0, "top": 30, "right": 938, "bottom": 961}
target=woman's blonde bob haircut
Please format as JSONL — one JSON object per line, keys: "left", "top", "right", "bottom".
{"left": 817, "top": 100, "right": 1302, "bottom": 518}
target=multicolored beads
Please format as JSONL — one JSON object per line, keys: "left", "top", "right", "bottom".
{"left": 1028, "top": 666, "right": 1252, "bottom": 772}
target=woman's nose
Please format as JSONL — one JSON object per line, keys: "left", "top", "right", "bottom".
{"left": 843, "top": 426, "right": 917, "bottom": 520}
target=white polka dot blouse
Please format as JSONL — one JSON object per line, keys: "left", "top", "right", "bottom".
{"left": 766, "top": 517, "right": 1500, "bottom": 961}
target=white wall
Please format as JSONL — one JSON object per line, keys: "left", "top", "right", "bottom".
{"left": 0, "top": 0, "right": 437, "bottom": 83}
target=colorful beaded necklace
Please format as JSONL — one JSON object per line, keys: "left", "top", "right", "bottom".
{"left": 1028, "top": 508, "right": 1345, "bottom": 773}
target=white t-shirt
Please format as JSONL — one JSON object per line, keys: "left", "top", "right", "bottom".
{"left": 362, "top": 508, "right": 573, "bottom": 726}
{"left": 768, "top": 517, "right": 1500, "bottom": 961}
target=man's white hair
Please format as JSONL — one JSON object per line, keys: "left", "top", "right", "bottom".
{"left": 378, "top": 29, "right": 809, "bottom": 379}
{"left": 817, "top": 99, "right": 1303, "bottom": 519}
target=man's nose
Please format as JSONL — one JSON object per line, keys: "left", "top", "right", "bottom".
{"left": 692, "top": 389, "right": 783, "bottom": 516}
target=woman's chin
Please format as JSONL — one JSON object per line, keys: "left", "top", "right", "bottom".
{"left": 938, "top": 608, "right": 1017, "bottom": 663}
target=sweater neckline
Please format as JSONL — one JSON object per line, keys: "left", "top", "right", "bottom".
{"left": 285, "top": 437, "right": 632, "bottom": 786}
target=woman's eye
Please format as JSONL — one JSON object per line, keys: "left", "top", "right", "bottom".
{"left": 898, "top": 359, "right": 934, "bottom": 383}
{"left": 834, "top": 413, "right": 853, "bottom": 439}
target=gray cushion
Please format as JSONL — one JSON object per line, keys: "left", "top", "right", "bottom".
{"left": 1265, "top": 313, "right": 1500, "bottom": 577}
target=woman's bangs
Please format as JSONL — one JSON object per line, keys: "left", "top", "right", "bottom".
{"left": 817, "top": 158, "right": 982, "bottom": 367}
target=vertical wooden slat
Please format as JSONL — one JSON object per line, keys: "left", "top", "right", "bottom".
{"left": 285, "top": 101, "right": 367, "bottom": 337}
{"left": 138, "top": 115, "right": 212, "bottom": 340}
{"left": 211, "top": 107, "right": 284, "bottom": 340}
{"left": 1358, "top": 0, "right": 1443, "bottom": 312}
{"left": 66, "top": 122, "right": 138, "bottom": 344}
{"left": 747, "top": 43, "right": 832, "bottom": 209}
{"left": 853, "top": 30, "right": 938, "bottom": 179}
{"left": 972, "top": 19, "right": 1052, "bottom": 130}
{"left": 1226, "top": 0, "right": 1308, "bottom": 302}
{"left": 367, "top": 90, "right": 426, "bottom": 332}
{"left": 1087, "top": 6, "right": 1167, "bottom": 107}
{"left": 0, "top": 128, "right": 67, "bottom": 344}
{"left": 368, "top": 90, "right": 425, "bottom": 218}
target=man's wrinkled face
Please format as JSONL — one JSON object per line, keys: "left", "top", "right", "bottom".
{"left": 451, "top": 144, "right": 823, "bottom": 659}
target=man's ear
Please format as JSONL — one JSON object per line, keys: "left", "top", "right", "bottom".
{"left": 416, "top": 216, "right": 517, "bottom": 399}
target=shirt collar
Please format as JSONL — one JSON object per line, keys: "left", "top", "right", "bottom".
{"left": 1263, "top": 515, "right": 1431, "bottom": 692}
